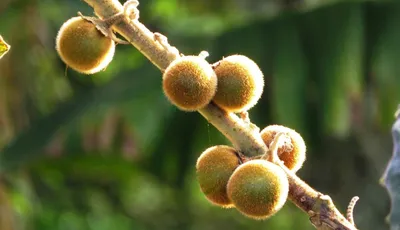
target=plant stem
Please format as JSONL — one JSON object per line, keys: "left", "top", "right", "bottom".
{"left": 85, "top": 0, "right": 177, "bottom": 71}
{"left": 198, "top": 103, "right": 267, "bottom": 157}
{"left": 82, "top": 0, "right": 358, "bottom": 229}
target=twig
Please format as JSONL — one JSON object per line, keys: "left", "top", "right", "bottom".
{"left": 346, "top": 196, "right": 359, "bottom": 226}
{"left": 81, "top": 1, "right": 358, "bottom": 229}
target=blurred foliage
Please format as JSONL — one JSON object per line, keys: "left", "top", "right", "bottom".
{"left": 0, "top": 0, "right": 399, "bottom": 229}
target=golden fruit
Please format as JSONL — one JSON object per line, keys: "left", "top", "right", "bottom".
{"left": 213, "top": 55, "right": 264, "bottom": 112}
{"left": 56, "top": 16, "right": 115, "bottom": 74}
{"left": 260, "top": 125, "right": 306, "bottom": 172}
{"left": 163, "top": 55, "right": 217, "bottom": 111}
{"left": 196, "top": 145, "right": 241, "bottom": 207}
{"left": 227, "top": 159, "right": 289, "bottom": 219}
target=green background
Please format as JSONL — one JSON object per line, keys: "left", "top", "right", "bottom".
{"left": 0, "top": 0, "right": 398, "bottom": 229}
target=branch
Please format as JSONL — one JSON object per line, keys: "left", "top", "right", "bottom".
{"left": 81, "top": 1, "right": 358, "bottom": 229}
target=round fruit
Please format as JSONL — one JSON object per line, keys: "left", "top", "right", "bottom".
{"left": 227, "top": 159, "right": 289, "bottom": 219}
{"left": 163, "top": 55, "right": 217, "bottom": 111}
{"left": 56, "top": 16, "right": 115, "bottom": 74}
{"left": 196, "top": 145, "right": 241, "bottom": 207}
{"left": 213, "top": 55, "right": 264, "bottom": 112}
{"left": 260, "top": 125, "right": 306, "bottom": 172}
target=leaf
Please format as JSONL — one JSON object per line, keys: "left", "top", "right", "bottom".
{"left": 381, "top": 105, "right": 400, "bottom": 230}
{"left": 270, "top": 16, "right": 308, "bottom": 135}
{"left": 370, "top": 4, "right": 400, "bottom": 129}
{"left": 0, "top": 36, "right": 11, "bottom": 59}
{"left": 302, "top": 3, "right": 364, "bottom": 137}
{"left": 31, "top": 154, "right": 139, "bottom": 183}
{"left": 211, "top": 20, "right": 268, "bottom": 60}
{"left": 156, "top": 0, "right": 383, "bottom": 37}
{"left": 0, "top": 63, "right": 158, "bottom": 171}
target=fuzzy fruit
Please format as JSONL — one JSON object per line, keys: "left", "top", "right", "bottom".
{"left": 196, "top": 145, "right": 241, "bottom": 207}
{"left": 260, "top": 125, "right": 306, "bottom": 172}
{"left": 56, "top": 16, "right": 115, "bottom": 74}
{"left": 227, "top": 159, "right": 289, "bottom": 219}
{"left": 163, "top": 56, "right": 217, "bottom": 111}
{"left": 213, "top": 55, "right": 264, "bottom": 112}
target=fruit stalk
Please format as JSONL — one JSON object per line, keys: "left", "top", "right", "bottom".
{"left": 198, "top": 103, "right": 267, "bottom": 157}
{"left": 82, "top": 0, "right": 358, "bottom": 229}
{"left": 84, "top": 0, "right": 178, "bottom": 71}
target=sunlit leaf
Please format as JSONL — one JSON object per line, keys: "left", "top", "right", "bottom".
{"left": 0, "top": 35, "right": 11, "bottom": 59}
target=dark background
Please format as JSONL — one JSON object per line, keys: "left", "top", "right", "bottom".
{"left": 0, "top": 0, "right": 398, "bottom": 229}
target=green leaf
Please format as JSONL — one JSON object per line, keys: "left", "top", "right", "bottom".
{"left": 370, "top": 4, "right": 400, "bottom": 129}
{"left": 302, "top": 3, "right": 364, "bottom": 137}
{"left": 270, "top": 16, "right": 308, "bottom": 135}
{"left": 0, "top": 35, "right": 10, "bottom": 59}
{"left": 31, "top": 154, "right": 138, "bottom": 183}
{"left": 211, "top": 20, "right": 270, "bottom": 61}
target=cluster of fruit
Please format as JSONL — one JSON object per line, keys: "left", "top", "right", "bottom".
{"left": 160, "top": 39, "right": 308, "bottom": 219}
{"left": 197, "top": 125, "right": 306, "bottom": 219}
{"left": 55, "top": 15, "right": 307, "bottom": 221}
{"left": 159, "top": 30, "right": 307, "bottom": 219}
{"left": 162, "top": 54, "right": 264, "bottom": 112}
{"left": 55, "top": 17, "right": 263, "bottom": 114}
